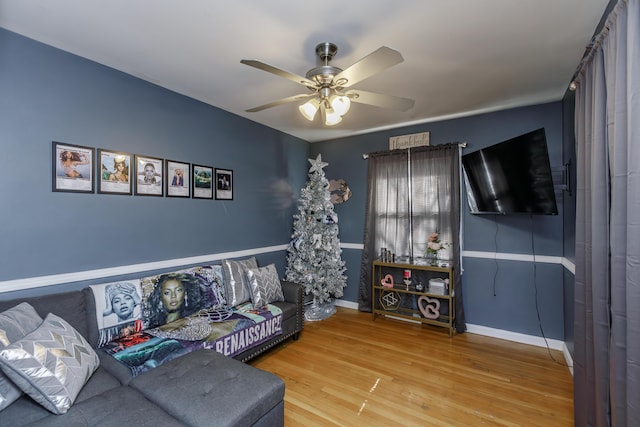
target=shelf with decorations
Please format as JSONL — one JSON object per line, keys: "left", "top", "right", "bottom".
{"left": 371, "top": 260, "right": 455, "bottom": 336}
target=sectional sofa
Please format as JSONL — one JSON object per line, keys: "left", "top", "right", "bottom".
{"left": 0, "top": 259, "right": 304, "bottom": 426}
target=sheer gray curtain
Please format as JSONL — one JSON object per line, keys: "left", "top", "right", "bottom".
{"left": 358, "top": 143, "right": 465, "bottom": 332}
{"left": 573, "top": 0, "right": 640, "bottom": 425}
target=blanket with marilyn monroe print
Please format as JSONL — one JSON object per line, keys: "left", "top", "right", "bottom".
{"left": 103, "top": 303, "right": 282, "bottom": 376}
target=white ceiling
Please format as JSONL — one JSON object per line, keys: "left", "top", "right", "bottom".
{"left": 0, "top": 0, "right": 609, "bottom": 142}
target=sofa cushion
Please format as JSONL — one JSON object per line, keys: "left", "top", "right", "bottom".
{"left": 0, "top": 291, "right": 90, "bottom": 348}
{"left": 0, "top": 392, "right": 51, "bottom": 426}
{"left": 0, "top": 313, "right": 100, "bottom": 414}
{"left": 221, "top": 257, "right": 258, "bottom": 306}
{"left": 96, "top": 349, "right": 136, "bottom": 386}
{"left": 246, "top": 264, "right": 285, "bottom": 308}
{"left": 0, "top": 302, "right": 44, "bottom": 410}
{"left": 28, "top": 386, "right": 184, "bottom": 427}
{"left": 88, "top": 281, "right": 144, "bottom": 348}
{"left": 130, "top": 349, "right": 285, "bottom": 427}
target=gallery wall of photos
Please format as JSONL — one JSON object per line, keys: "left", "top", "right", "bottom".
{"left": 52, "top": 141, "right": 233, "bottom": 200}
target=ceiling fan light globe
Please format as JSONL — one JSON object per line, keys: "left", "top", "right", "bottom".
{"left": 325, "top": 109, "right": 342, "bottom": 126}
{"left": 299, "top": 99, "right": 320, "bottom": 121}
{"left": 330, "top": 95, "right": 351, "bottom": 116}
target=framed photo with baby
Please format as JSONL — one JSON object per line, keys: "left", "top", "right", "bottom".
{"left": 97, "top": 149, "right": 132, "bottom": 195}
{"left": 215, "top": 168, "right": 233, "bottom": 200}
{"left": 192, "top": 164, "right": 214, "bottom": 199}
{"left": 166, "top": 160, "right": 190, "bottom": 198}
{"left": 52, "top": 141, "right": 95, "bottom": 193}
{"left": 135, "top": 155, "right": 164, "bottom": 197}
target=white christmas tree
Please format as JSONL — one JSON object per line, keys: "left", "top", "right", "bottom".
{"left": 286, "top": 154, "right": 347, "bottom": 320}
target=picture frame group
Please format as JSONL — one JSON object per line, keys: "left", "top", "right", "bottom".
{"left": 52, "top": 141, "right": 233, "bottom": 201}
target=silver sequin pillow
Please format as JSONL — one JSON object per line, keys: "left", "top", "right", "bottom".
{"left": 0, "top": 313, "right": 99, "bottom": 414}
{"left": 0, "top": 302, "right": 43, "bottom": 411}
{"left": 245, "top": 264, "right": 285, "bottom": 308}
{"left": 221, "top": 257, "right": 258, "bottom": 307}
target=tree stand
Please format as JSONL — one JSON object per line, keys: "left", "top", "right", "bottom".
{"left": 305, "top": 297, "right": 337, "bottom": 322}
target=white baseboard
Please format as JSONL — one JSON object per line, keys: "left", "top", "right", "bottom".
{"left": 466, "top": 323, "right": 564, "bottom": 350}
{"left": 563, "top": 342, "right": 574, "bottom": 376}
{"left": 334, "top": 299, "right": 358, "bottom": 310}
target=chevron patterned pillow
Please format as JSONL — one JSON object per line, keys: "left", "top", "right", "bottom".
{"left": 245, "top": 264, "right": 285, "bottom": 308}
{"left": 0, "top": 313, "right": 99, "bottom": 414}
{"left": 0, "top": 303, "right": 43, "bottom": 410}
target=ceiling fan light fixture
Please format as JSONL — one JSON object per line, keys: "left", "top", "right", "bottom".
{"left": 243, "top": 42, "right": 414, "bottom": 126}
{"left": 330, "top": 95, "right": 351, "bottom": 116}
{"left": 299, "top": 98, "right": 320, "bottom": 121}
{"left": 324, "top": 107, "right": 343, "bottom": 126}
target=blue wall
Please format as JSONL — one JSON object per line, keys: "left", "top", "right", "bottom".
{"left": 0, "top": 29, "right": 309, "bottom": 296}
{"left": 312, "top": 103, "right": 568, "bottom": 339}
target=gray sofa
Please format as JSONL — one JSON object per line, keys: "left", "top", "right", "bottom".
{"left": 0, "top": 280, "right": 304, "bottom": 426}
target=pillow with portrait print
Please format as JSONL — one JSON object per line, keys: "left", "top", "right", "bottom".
{"left": 140, "top": 271, "right": 208, "bottom": 330}
{"left": 89, "top": 281, "right": 144, "bottom": 348}
{"left": 0, "top": 303, "right": 44, "bottom": 410}
{"left": 0, "top": 313, "right": 99, "bottom": 415}
{"left": 221, "top": 257, "right": 258, "bottom": 307}
{"left": 245, "top": 264, "right": 285, "bottom": 308}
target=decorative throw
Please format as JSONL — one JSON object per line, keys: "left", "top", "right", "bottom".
{"left": 101, "top": 333, "right": 188, "bottom": 377}
{"left": 245, "top": 264, "right": 285, "bottom": 308}
{"left": 0, "top": 303, "right": 44, "bottom": 410}
{"left": 221, "top": 257, "right": 258, "bottom": 306}
{"left": 175, "top": 265, "right": 227, "bottom": 309}
{"left": 103, "top": 304, "right": 282, "bottom": 376}
{"left": 89, "top": 280, "right": 144, "bottom": 347}
{"left": 0, "top": 313, "right": 99, "bottom": 414}
{"left": 140, "top": 270, "right": 210, "bottom": 330}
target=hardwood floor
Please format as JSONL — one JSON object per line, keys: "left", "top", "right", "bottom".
{"left": 250, "top": 307, "right": 573, "bottom": 426}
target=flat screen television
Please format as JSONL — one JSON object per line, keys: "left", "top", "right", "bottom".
{"left": 462, "top": 128, "right": 558, "bottom": 215}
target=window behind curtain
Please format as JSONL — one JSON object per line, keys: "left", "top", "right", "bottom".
{"left": 359, "top": 143, "right": 465, "bottom": 332}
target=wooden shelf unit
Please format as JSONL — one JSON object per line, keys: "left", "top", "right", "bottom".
{"left": 372, "top": 260, "right": 455, "bottom": 336}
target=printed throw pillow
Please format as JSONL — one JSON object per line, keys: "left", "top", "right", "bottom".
{"left": 140, "top": 270, "right": 209, "bottom": 330}
{"left": 245, "top": 264, "right": 285, "bottom": 308}
{"left": 0, "top": 302, "right": 44, "bottom": 410}
{"left": 89, "top": 280, "right": 144, "bottom": 347}
{"left": 0, "top": 313, "right": 99, "bottom": 415}
{"left": 221, "top": 257, "right": 258, "bottom": 307}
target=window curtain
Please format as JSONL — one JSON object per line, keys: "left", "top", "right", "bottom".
{"left": 358, "top": 143, "right": 466, "bottom": 333}
{"left": 573, "top": 0, "right": 640, "bottom": 425}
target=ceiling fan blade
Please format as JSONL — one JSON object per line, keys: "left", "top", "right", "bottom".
{"left": 240, "top": 59, "right": 317, "bottom": 88}
{"left": 346, "top": 90, "right": 415, "bottom": 112}
{"left": 245, "top": 93, "right": 316, "bottom": 112}
{"left": 334, "top": 46, "right": 404, "bottom": 88}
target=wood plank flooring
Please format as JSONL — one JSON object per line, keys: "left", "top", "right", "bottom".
{"left": 250, "top": 307, "right": 573, "bottom": 427}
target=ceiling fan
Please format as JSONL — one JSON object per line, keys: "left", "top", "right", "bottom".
{"left": 240, "top": 42, "right": 415, "bottom": 126}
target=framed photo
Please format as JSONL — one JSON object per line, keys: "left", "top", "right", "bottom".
{"left": 215, "top": 168, "right": 233, "bottom": 200}
{"left": 52, "top": 141, "right": 94, "bottom": 193}
{"left": 135, "top": 155, "right": 164, "bottom": 196}
{"left": 98, "top": 149, "right": 132, "bottom": 195}
{"left": 166, "top": 160, "right": 190, "bottom": 198}
{"left": 192, "top": 164, "right": 213, "bottom": 199}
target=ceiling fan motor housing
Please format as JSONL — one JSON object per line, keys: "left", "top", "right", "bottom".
{"left": 315, "top": 42, "right": 338, "bottom": 62}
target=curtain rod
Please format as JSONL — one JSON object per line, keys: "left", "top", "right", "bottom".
{"left": 569, "top": 0, "right": 624, "bottom": 90}
{"left": 362, "top": 142, "right": 467, "bottom": 159}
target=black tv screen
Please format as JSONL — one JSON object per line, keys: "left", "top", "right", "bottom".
{"left": 462, "top": 128, "right": 558, "bottom": 215}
